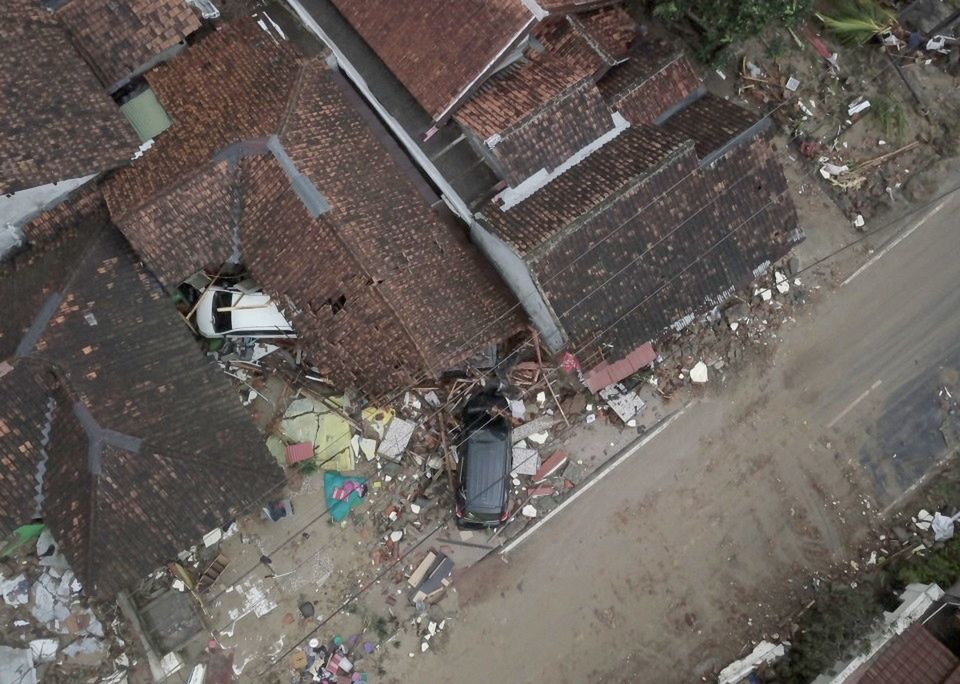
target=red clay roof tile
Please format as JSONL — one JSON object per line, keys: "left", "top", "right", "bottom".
{"left": 861, "top": 624, "right": 958, "bottom": 684}
{"left": 58, "top": 0, "right": 201, "bottom": 89}
{"left": 330, "top": 0, "right": 535, "bottom": 119}
{"left": 106, "top": 21, "right": 523, "bottom": 396}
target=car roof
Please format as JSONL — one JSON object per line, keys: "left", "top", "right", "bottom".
{"left": 222, "top": 290, "right": 292, "bottom": 333}
{"left": 462, "top": 418, "right": 510, "bottom": 513}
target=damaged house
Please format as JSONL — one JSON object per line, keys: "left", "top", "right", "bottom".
{"left": 328, "top": 1, "right": 803, "bottom": 390}
{"left": 102, "top": 19, "right": 524, "bottom": 397}
{"left": 0, "top": 198, "right": 285, "bottom": 598}
{"left": 0, "top": 0, "right": 138, "bottom": 256}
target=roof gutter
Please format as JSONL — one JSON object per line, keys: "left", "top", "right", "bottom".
{"left": 283, "top": 0, "right": 477, "bottom": 223}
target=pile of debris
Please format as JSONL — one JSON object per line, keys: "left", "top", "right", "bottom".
{"left": 654, "top": 261, "right": 811, "bottom": 398}
{"left": 0, "top": 529, "right": 134, "bottom": 682}
{"left": 290, "top": 633, "right": 371, "bottom": 682}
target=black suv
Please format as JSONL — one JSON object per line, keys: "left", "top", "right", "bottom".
{"left": 455, "top": 391, "right": 513, "bottom": 528}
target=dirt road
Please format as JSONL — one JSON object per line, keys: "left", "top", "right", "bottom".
{"left": 379, "top": 189, "right": 960, "bottom": 682}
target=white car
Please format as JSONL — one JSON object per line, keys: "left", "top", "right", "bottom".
{"left": 195, "top": 286, "right": 296, "bottom": 339}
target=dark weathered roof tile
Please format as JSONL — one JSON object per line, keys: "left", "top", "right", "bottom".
{"left": 31, "top": 227, "right": 285, "bottom": 597}
{"left": 0, "top": 11, "right": 139, "bottom": 194}
{"left": 599, "top": 52, "right": 702, "bottom": 125}
{"left": 58, "top": 0, "right": 201, "bottom": 88}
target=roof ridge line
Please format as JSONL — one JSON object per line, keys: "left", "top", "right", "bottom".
{"left": 609, "top": 52, "right": 690, "bottom": 102}
{"left": 134, "top": 437, "right": 285, "bottom": 477}
{"left": 277, "top": 59, "right": 311, "bottom": 139}
{"left": 110, "top": 154, "right": 226, "bottom": 222}
{"left": 529, "top": 139, "right": 694, "bottom": 260}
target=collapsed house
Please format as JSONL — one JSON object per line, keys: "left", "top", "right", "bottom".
{"left": 328, "top": 1, "right": 803, "bottom": 388}
{"left": 102, "top": 19, "right": 525, "bottom": 396}
{"left": 0, "top": 0, "right": 139, "bottom": 254}
{"left": 0, "top": 198, "right": 285, "bottom": 598}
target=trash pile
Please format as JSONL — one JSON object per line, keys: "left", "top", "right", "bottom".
{"left": 731, "top": 22, "right": 956, "bottom": 228}
{"left": 0, "top": 528, "right": 134, "bottom": 682}
{"left": 290, "top": 633, "right": 371, "bottom": 682}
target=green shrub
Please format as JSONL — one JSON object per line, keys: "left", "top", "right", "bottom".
{"left": 896, "top": 539, "right": 960, "bottom": 587}
{"left": 816, "top": 0, "right": 897, "bottom": 45}
{"left": 650, "top": 0, "right": 813, "bottom": 62}
{"left": 774, "top": 583, "right": 884, "bottom": 683}
{"left": 871, "top": 93, "right": 907, "bottom": 141}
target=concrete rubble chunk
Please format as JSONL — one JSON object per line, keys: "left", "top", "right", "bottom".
{"left": 718, "top": 641, "right": 785, "bottom": 684}
{"left": 690, "top": 362, "right": 709, "bottom": 384}
{"left": 1, "top": 574, "right": 31, "bottom": 606}
{"left": 29, "top": 639, "right": 58, "bottom": 663}
{"left": 36, "top": 528, "right": 56, "bottom": 558}
{"left": 599, "top": 383, "right": 646, "bottom": 423}
{"left": 62, "top": 637, "right": 107, "bottom": 665}
{"left": 521, "top": 504, "right": 538, "bottom": 518}
{"left": 351, "top": 434, "right": 377, "bottom": 461}
{"left": 527, "top": 431, "right": 549, "bottom": 445}
{"left": 513, "top": 415, "right": 556, "bottom": 443}
{"left": 775, "top": 271, "right": 790, "bottom": 294}
{"left": 0, "top": 646, "right": 36, "bottom": 684}
{"left": 378, "top": 417, "right": 416, "bottom": 462}
{"left": 32, "top": 574, "right": 70, "bottom": 627}
{"left": 56, "top": 569, "right": 78, "bottom": 597}
{"left": 511, "top": 446, "right": 539, "bottom": 476}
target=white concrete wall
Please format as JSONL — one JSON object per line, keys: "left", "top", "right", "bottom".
{"left": 0, "top": 174, "right": 97, "bottom": 258}
{"left": 470, "top": 222, "right": 566, "bottom": 352}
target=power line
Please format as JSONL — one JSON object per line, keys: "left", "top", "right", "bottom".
{"left": 204, "top": 43, "right": 924, "bottom": 622}
{"left": 255, "top": 171, "right": 960, "bottom": 679}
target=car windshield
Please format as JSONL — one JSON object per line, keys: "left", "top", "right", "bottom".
{"left": 212, "top": 290, "right": 232, "bottom": 333}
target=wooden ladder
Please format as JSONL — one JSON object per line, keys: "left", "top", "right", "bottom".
{"left": 197, "top": 553, "right": 229, "bottom": 593}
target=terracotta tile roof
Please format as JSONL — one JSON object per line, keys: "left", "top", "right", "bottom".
{"left": 456, "top": 52, "right": 594, "bottom": 141}
{"left": 600, "top": 51, "right": 702, "bottom": 126}
{"left": 481, "top": 125, "right": 692, "bottom": 254}
{"left": 944, "top": 665, "right": 960, "bottom": 684}
{"left": 25, "top": 226, "right": 285, "bottom": 597}
{"left": 531, "top": 134, "right": 800, "bottom": 361}
{"left": 238, "top": 154, "right": 428, "bottom": 394}
{"left": 659, "top": 93, "right": 759, "bottom": 158}
{"left": 330, "top": 0, "right": 534, "bottom": 119}
{"left": 21, "top": 184, "right": 107, "bottom": 248}
{"left": 566, "top": 6, "right": 637, "bottom": 64}
{"left": 0, "top": 361, "right": 56, "bottom": 536}
{"left": 117, "top": 160, "right": 240, "bottom": 286}
{"left": 0, "top": 10, "right": 139, "bottom": 195}
{"left": 861, "top": 624, "right": 958, "bottom": 684}
{"left": 274, "top": 64, "right": 523, "bottom": 383}
{"left": 106, "top": 22, "right": 523, "bottom": 395}
{"left": 57, "top": 0, "right": 201, "bottom": 89}
{"left": 7, "top": 0, "right": 56, "bottom": 25}
{"left": 455, "top": 51, "right": 615, "bottom": 185}
{"left": 480, "top": 123, "right": 800, "bottom": 360}
{"left": 538, "top": 0, "right": 621, "bottom": 10}
{"left": 0, "top": 222, "right": 99, "bottom": 360}
{"left": 103, "top": 19, "right": 302, "bottom": 220}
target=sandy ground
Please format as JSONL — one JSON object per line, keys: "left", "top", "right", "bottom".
{"left": 370, "top": 174, "right": 960, "bottom": 682}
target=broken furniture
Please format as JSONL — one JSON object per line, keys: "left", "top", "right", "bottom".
{"left": 408, "top": 551, "right": 454, "bottom": 605}
{"left": 196, "top": 554, "right": 229, "bottom": 594}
